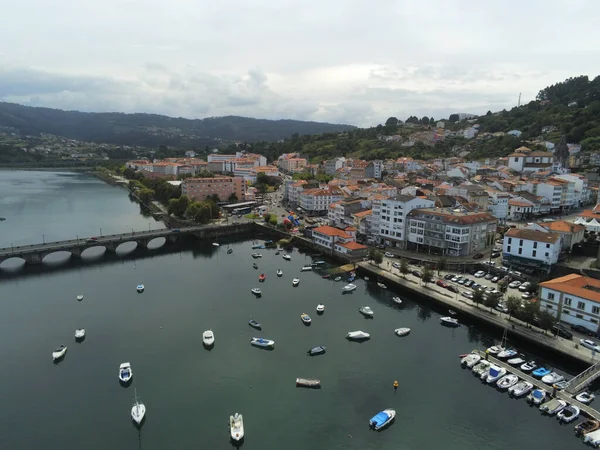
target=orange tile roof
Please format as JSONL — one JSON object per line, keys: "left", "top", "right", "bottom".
{"left": 541, "top": 274, "right": 600, "bottom": 304}
{"left": 505, "top": 228, "right": 560, "bottom": 243}
{"left": 541, "top": 220, "right": 584, "bottom": 233}
{"left": 336, "top": 241, "right": 368, "bottom": 251}
{"left": 353, "top": 210, "right": 373, "bottom": 218}
{"left": 313, "top": 226, "right": 352, "bottom": 238}
{"left": 508, "top": 200, "right": 532, "bottom": 207}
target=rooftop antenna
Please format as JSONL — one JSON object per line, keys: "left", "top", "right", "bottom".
{"left": 518, "top": 93, "right": 522, "bottom": 107}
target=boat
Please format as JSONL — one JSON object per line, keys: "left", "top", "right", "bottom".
{"left": 248, "top": 319, "right": 262, "bottom": 330}
{"left": 250, "top": 337, "right": 275, "bottom": 348}
{"left": 229, "top": 413, "right": 244, "bottom": 442}
{"left": 486, "top": 345, "right": 503, "bottom": 355}
{"left": 394, "top": 328, "right": 411, "bottom": 337}
{"left": 227, "top": 248, "right": 233, "bottom": 254}
{"left": 583, "top": 429, "right": 600, "bottom": 446}
{"left": 283, "top": 254, "right": 291, "bottom": 260}
{"left": 472, "top": 360, "right": 491, "bottom": 376}
{"left": 541, "top": 372, "right": 565, "bottom": 385}
{"left": 532, "top": 367, "right": 551, "bottom": 378}
{"left": 520, "top": 361, "right": 537, "bottom": 372}
{"left": 348, "top": 275, "right": 356, "bottom": 282}
{"left": 119, "top": 362, "right": 133, "bottom": 384}
{"left": 369, "top": 409, "right": 396, "bottom": 430}
{"left": 539, "top": 398, "right": 566, "bottom": 415}
{"left": 575, "top": 391, "right": 596, "bottom": 405}
{"left": 301, "top": 313, "right": 312, "bottom": 325}
{"left": 496, "top": 373, "right": 519, "bottom": 390}
{"left": 300, "top": 266, "right": 313, "bottom": 272}
{"left": 485, "top": 365, "right": 507, "bottom": 384}
{"left": 251, "top": 288, "right": 262, "bottom": 296}
{"left": 307, "top": 346, "right": 326, "bottom": 356}
{"left": 130, "top": 389, "right": 146, "bottom": 426}
{"left": 364, "top": 276, "right": 369, "bottom": 281}
{"left": 252, "top": 263, "right": 258, "bottom": 269}
{"left": 359, "top": 306, "right": 374, "bottom": 317}
{"left": 440, "top": 316, "right": 459, "bottom": 327}
{"left": 507, "top": 355, "right": 526, "bottom": 366}
{"left": 212, "top": 242, "right": 219, "bottom": 247}
{"left": 251, "top": 253, "right": 262, "bottom": 258}
{"left": 554, "top": 380, "right": 568, "bottom": 390}
{"left": 296, "top": 378, "right": 321, "bottom": 388}
{"left": 527, "top": 389, "right": 547, "bottom": 405}
{"left": 557, "top": 404, "right": 580, "bottom": 423}
{"left": 202, "top": 330, "right": 215, "bottom": 347}
{"left": 377, "top": 282, "right": 387, "bottom": 289}
{"left": 251, "top": 244, "right": 262, "bottom": 249}
{"left": 275, "top": 250, "right": 280, "bottom": 255}
{"left": 346, "top": 331, "right": 370, "bottom": 341}
{"left": 316, "top": 304, "right": 325, "bottom": 314}
{"left": 334, "top": 276, "right": 342, "bottom": 282}
{"left": 52, "top": 345, "right": 67, "bottom": 361}
{"left": 497, "top": 348, "right": 517, "bottom": 359}
{"left": 508, "top": 380, "right": 533, "bottom": 397}
{"left": 342, "top": 284, "right": 357, "bottom": 292}
{"left": 76, "top": 294, "right": 83, "bottom": 301}
{"left": 74, "top": 328, "right": 86, "bottom": 340}
{"left": 448, "top": 309, "right": 458, "bottom": 316}
{"left": 575, "top": 419, "right": 600, "bottom": 436}
{"left": 322, "top": 274, "right": 331, "bottom": 279}
{"left": 292, "top": 278, "right": 300, "bottom": 287}
{"left": 460, "top": 353, "right": 481, "bottom": 368}
{"left": 392, "top": 297, "right": 403, "bottom": 305}
{"left": 276, "top": 269, "right": 283, "bottom": 277}
{"left": 137, "top": 284, "right": 144, "bottom": 293}
{"left": 258, "top": 274, "right": 266, "bottom": 282}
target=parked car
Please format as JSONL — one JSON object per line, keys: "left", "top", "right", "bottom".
{"left": 485, "top": 273, "right": 494, "bottom": 280}
{"left": 513, "top": 271, "right": 523, "bottom": 277}
{"left": 86, "top": 237, "right": 98, "bottom": 243}
{"left": 483, "top": 261, "right": 496, "bottom": 266}
{"left": 412, "top": 270, "right": 422, "bottom": 278}
{"left": 447, "top": 285, "right": 459, "bottom": 293}
{"left": 473, "top": 253, "right": 484, "bottom": 259}
{"left": 518, "top": 283, "right": 531, "bottom": 292}
{"left": 451, "top": 276, "right": 460, "bottom": 282}
{"left": 444, "top": 274, "right": 454, "bottom": 280}
{"left": 491, "top": 276, "right": 500, "bottom": 283}
{"left": 458, "top": 278, "right": 467, "bottom": 285}
{"left": 471, "top": 282, "right": 481, "bottom": 290}
{"left": 461, "top": 291, "right": 474, "bottom": 299}
{"left": 392, "top": 262, "right": 400, "bottom": 269}
{"left": 474, "top": 271, "right": 486, "bottom": 278}
{"left": 436, "top": 279, "right": 448, "bottom": 288}
{"left": 464, "top": 280, "right": 474, "bottom": 287}
{"left": 552, "top": 325, "right": 573, "bottom": 340}
{"left": 384, "top": 252, "right": 394, "bottom": 258}
{"left": 580, "top": 339, "right": 600, "bottom": 352}
{"left": 521, "top": 292, "right": 533, "bottom": 299}
{"left": 509, "top": 281, "right": 521, "bottom": 289}
{"left": 491, "top": 252, "right": 501, "bottom": 258}
{"left": 495, "top": 303, "right": 509, "bottom": 313}
{"left": 571, "top": 324, "right": 595, "bottom": 336}
{"left": 500, "top": 266, "right": 509, "bottom": 272}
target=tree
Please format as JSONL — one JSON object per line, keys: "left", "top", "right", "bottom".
{"left": 228, "top": 192, "right": 238, "bottom": 203}
{"left": 206, "top": 194, "right": 220, "bottom": 203}
{"left": 400, "top": 258, "right": 409, "bottom": 277}
{"left": 430, "top": 117, "right": 435, "bottom": 124}
{"left": 538, "top": 310, "right": 556, "bottom": 334}
{"left": 437, "top": 258, "right": 446, "bottom": 275}
{"left": 528, "top": 281, "right": 539, "bottom": 294}
{"left": 167, "top": 195, "right": 190, "bottom": 217}
{"left": 263, "top": 213, "right": 273, "bottom": 223}
{"left": 449, "top": 113, "right": 460, "bottom": 123}
{"left": 137, "top": 188, "right": 154, "bottom": 203}
{"left": 484, "top": 293, "right": 500, "bottom": 312}
{"left": 472, "top": 289, "right": 484, "bottom": 308}
{"left": 421, "top": 266, "right": 433, "bottom": 286}
{"left": 521, "top": 301, "right": 538, "bottom": 328}
{"left": 185, "top": 201, "right": 210, "bottom": 223}
{"left": 385, "top": 117, "right": 399, "bottom": 127}
{"left": 421, "top": 116, "right": 430, "bottom": 125}
{"left": 256, "top": 172, "right": 270, "bottom": 185}
{"left": 505, "top": 296, "right": 521, "bottom": 320}
{"left": 368, "top": 248, "right": 384, "bottom": 264}
{"left": 269, "top": 216, "right": 278, "bottom": 226}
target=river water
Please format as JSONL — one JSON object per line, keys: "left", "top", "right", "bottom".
{"left": 0, "top": 171, "right": 591, "bottom": 450}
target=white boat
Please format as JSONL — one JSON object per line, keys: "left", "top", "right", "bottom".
{"left": 497, "top": 348, "right": 517, "bottom": 359}
{"left": 496, "top": 373, "right": 519, "bottom": 390}
{"left": 394, "top": 328, "right": 411, "bottom": 337}
{"left": 576, "top": 391, "right": 596, "bottom": 404}
{"left": 251, "top": 288, "right": 262, "bottom": 295}
{"left": 369, "top": 408, "right": 396, "bottom": 430}
{"left": 377, "top": 282, "right": 387, "bottom": 289}
{"left": 76, "top": 294, "right": 83, "bottom": 301}
{"left": 74, "top": 328, "right": 86, "bottom": 340}
{"left": 359, "top": 306, "right": 374, "bottom": 317}
{"left": 461, "top": 353, "right": 481, "bottom": 368}
{"left": 292, "top": 278, "right": 300, "bottom": 287}
{"left": 539, "top": 398, "right": 566, "bottom": 415}
{"left": 202, "top": 330, "right": 215, "bottom": 347}
{"left": 486, "top": 345, "right": 503, "bottom": 355}
{"left": 316, "top": 304, "right": 325, "bottom": 313}
{"left": 346, "top": 331, "right": 370, "bottom": 341}
{"left": 520, "top": 361, "right": 537, "bottom": 372}
{"left": 507, "top": 356, "right": 526, "bottom": 366}
{"left": 342, "top": 283, "right": 357, "bottom": 292}
{"left": 276, "top": 269, "right": 283, "bottom": 277}
{"left": 131, "top": 389, "right": 146, "bottom": 426}
{"left": 508, "top": 380, "right": 533, "bottom": 397}
{"left": 472, "top": 360, "right": 491, "bottom": 376}
{"left": 541, "top": 372, "right": 565, "bottom": 385}
{"left": 119, "top": 362, "right": 133, "bottom": 384}
{"left": 212, "top": 242, "right": 219, "bottom": 247}
{"left": 250, "top": 337, "right": 275, "bottom": 348}
{"left": 300, "top": 266, "right": 313, "bottom": 272}
{"left": 229, "top": 413, "right": 244, "bottom": 441}
{"left": 334, "top": 276, "right": 342, "bottom": 282}
{"left": 584, "top": 429, "right": 600, "bottom": 447}
{"left": 557, "top": 404, "right": 580, "bottom": 423}
{"left": 392, "top": 297, "right": 402, "bottom": 305}
{"left": 52, "top": 345, "right": 67, "bottom": 361}
{"left": 485, "top": 365, "right": 506, "bottom": 384}
{"left": 301, "top": 313, "right": 312, "bottom": 325}
{"left": 283, "top": 254, "right": 291, "bottom": 260}
{"left": 527, "top": 388, "right": 547, "bottom": 405}
{"left": 137, "top": 284, "right": 144, "bottom": 293}
{"left": 440, "top": 316, "right": 459, "bottom": 327}
{"left": 296, "top": 378, "right": 321, "bottom": 388}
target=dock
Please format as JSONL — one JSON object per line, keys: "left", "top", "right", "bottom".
{"left": 472, "top": 349, "right": 600, "bottom": 421}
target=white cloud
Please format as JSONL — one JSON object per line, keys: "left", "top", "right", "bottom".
{"left": 0, "top": 0, "right": 599, "bottom": 126}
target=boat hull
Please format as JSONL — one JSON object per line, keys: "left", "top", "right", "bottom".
{"left": 296, "top": 378, "right": 321, "bottom": 388}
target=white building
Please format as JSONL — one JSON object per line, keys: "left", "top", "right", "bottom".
{"left": 373, "top": 195, "right": 435, "bottom": 248}
{"left": 487, "top": 191, "right": 509, "bottom": 222}
{"left": 532, "top": 180, "right": 563, "bottom": 211}
{"left": 463, "top": 127, "right": 478, "bottom": 139}
{"left": 553, "top": 173, "right": 590, "bottom": 207}
{"left": 502, "top": 227, "right": 562, "bottom": 273}
{"left": 507, "top": 148, "right": 554, "bottom": 173}
{"left": 310, "top": 225, "right": 368, "bottom": 256}
{"left": 324, "top": 158, "right": 345, "bottom": 175}
{"left": 298, "top": 187, "right": 344, "bottom": 214}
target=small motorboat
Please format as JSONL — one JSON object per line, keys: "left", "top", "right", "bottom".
{"left": 394, "top": 328, "right": 411, "bottom": 337}
{"left": 508, "top": 380, "right": 533, "bottom": 397}
{"left": 392, "top": 297, "right": 403, "bottom": 305}
{"left": 575, "top": 391, "right": 596, "bottom": 405}
{"left": 557, "top": 404, "right": 580, "bottom": 423}
{"left": 461, "top": 353, "right": 481, "bottom": 368}
{"left": 575, "top": 419, "right": 600, "bottom": 436}
{"left": 212, "top": 242, "right": 219, "bottom": 247}
{"left": 76, "top": 294, "right": 83, "bottom": 301}
{"left": 301, "top": 313, "right": 312, "bottom": 325}
{"left": 137, "top": 284, "right": 144, "bottom": 293}
{"left": 542, "top": 372, "right": 565, "bottom": 385}
{"left": 227, "top": 248, "right": 233, "bottom": 254}
{"left": 334, "top": 276, "right": 342, "bottom": 282}
{"left": 316, "top": 304, "right": 325, "bottom": 314}
{"left": 292, "top": 278, "right": 300, "bottom": 287}
{"left": 377, "top": 282, "right": 387, "bottom": 289}
{"left": 520, "top": 360, "right": 537, "bottom": 372}
{"left": 507, "top": 355, "right": 526, "bottom": 366}
{"left": 527, "top": 388, "right": 547, "bottom": 405}
{"left": 554, "top": 380, "right": 569, "bottom": 390}
{"left": 369, "top": 409, "right": 396, "bottom": 430}
{"left": 486, "top": 345, "right": 503, "bottom": 355}
{"left": 251, "top": 244, "right": 262, "bottom": 249}
{"left": 342, "top": 283, "right": 356, "bottom": 292}
{"left": 258, "top": 274, "right": 266, "bottom": 282}
{"left": 119, "top": 362, "right": 133, "bottom": 384}
{"left": 283, "top": 254, "right": 291, "bottom": 260}
{"left": 202, "top": 330, "right": 215, "bottom": 347}
{"left": 497, "top": 348, "right": 517, "bottom": 359}
{"left": 532, "top": 367, "right": 551, "bottom": 378}
{"left": 359, "top": 306, "right": 374, "bottom": 317}
{"left": 251, "top": 253, "right": 262, "bottom": 259}
{"left": 539, "top": 398, "right": 566, "bottom": 415}
{"left": 583, "top": 429, "right": 600, "bottom": 446}
{"left": 252, "top": 263, "right": 258, "bottom": 269}
{"left": 348, "top": 275, "right": 356, "bottom": 282}
{"left": 251, "top": 288, "right": 262, "bottom": 296}
{"left": 130, "top": 389, "right": 146, "bottom": 426}
{"left": 74, "top": 328, "right": 86, "bottom": 340}
{"left": 300, "top": 266, "right": 313, "bottom": 272}
{"left": 52, "top": 345, "right": 67, "bottom": 361}
{"left": 448, "top": 309, "right": 458, "bottom": 316}
{"left": 440, "top": 316, "right": 459, "bottom": 327}
{"left": 364, "top": 276, "right": 369, "bottom": 281}
{"left": 276, "top": 269, "right": 283, "bottom": 277}
{"left": 248, "top": 319, "right": 262, "bottom": 330}
{"left": 322, "top": 274, "right": 331, "bottom": 279}
{"left": 307, "top": 346, "right": 326, "bottom": 356}
{"left": 296, "top": 378, "right": 321, "bottom": 388}
{"left": 496, "top": 373, "right": 519, "bottom": 390}
{"left": 472, "top": 360, "right": 491, "bottom": 376}
{"left": 275, "top": 250, "right": 280, "bottom": 255}
{"left": 485, "top": 365, "right": 507, "bottom": 384}
{"left": 250, "top": 337, "right": 275, "bottom": 349}
{"left": 346, "top": 331, "right": 370, "bottom": 341}
{"left": 229, "top": 413, "right": 244, "bottom": 442}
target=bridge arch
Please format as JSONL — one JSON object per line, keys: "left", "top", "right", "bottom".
{"left": 147, "top": 237, "right": 166, "bottom": 249}
{"left": 115, "top": 241, "right": 139, "bottom": 254}
{"left": 80, "top": 246, "right": 108, "bottom": 259}
{"left": 0, "top": 256, "right": 27, "bottom": 271}
{"left": 41, "top": 250, "right": 73, "bottom": 265}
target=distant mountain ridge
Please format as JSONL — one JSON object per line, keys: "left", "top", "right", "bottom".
{"left": 0, "top": 102, "right": 356, "bottom": 148}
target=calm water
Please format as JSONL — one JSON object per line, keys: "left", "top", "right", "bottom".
{"left": 0, "top": 172, "right": 590, "bottom": 450}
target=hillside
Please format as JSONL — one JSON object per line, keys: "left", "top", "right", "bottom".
{"left": 0, "top": 102, "right": 356, "bottom": 148}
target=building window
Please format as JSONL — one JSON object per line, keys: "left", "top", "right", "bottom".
{"left": 518, "top": 248, "right": 522, "bottom": 255}
{"left": 547, "top": 293, "right": 555, "bottom": 300}
{"left": 533, "top": 242, "right": 537, "bottom": 249}
{"left": 576, "top": 314, "right": 584, "bottom": 319}
{"left": 577, "top": 301, "right": 585, "bottom": 310}
{"left": 532, "top": 250, "right": 536, "bottom": 257}
{"left": 565, "top": 298, "right": 572, "bottom": 306}
{"left": 593, "top": 306, "right": 600, "bottom": 315}
{"left": 507, "top": 246, "right": 511, "bottom": 252}
{"left": 508, "top": 238, "right": 512, "bottom": 244}
{"left": 546, "top": 304, "right": 553, "bottom": 309}
{"left": 592, "top": 319, "right": 598, "bottom": 324}
{"left": 563, "top": 310, "right": 570, "bottom": 315}
{"left": 546, "top": 243, "right": 550, "bottom": 248}
{"left": 519, "top": 239, "right": 523, "bottom": 246}
{"left": 545, "top": 252, "right": 549, "bottom": 257}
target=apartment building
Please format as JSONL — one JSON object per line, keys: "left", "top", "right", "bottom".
{"left": 507, "top": 147, "right": 554, "bottom": 172}
{"left": 182, "top": 176, "right": 246, "bottom": 202}
{"left": 278, "top": 157, "right": 307, "bottom": 173}
{"left": 553, "top": 173, "right": 590, "bottom": 206}
{"left": 532, "top": 180, "right": 563, "bottom": 211}
{"left": 443, "top": 184, "right": 489, "bottom": 210}
{"left": 540, "top": 220, "right": 585, "bottom": 251}
{"left": 365, "top": 160, "right": 384, "bottom": 179}
{"left": 285, "top": 180, "right": 308, "bottom": 205}
{"left": 298, "top": 187, "right": 345, "bottom": 215}
{"left": 324, "top": 158, "right": 345, "bottom": 175}
{"left": 486, "top": 190, "right": 509, "bottom": 222}
{"left": 549, "top": 177, "right": 576, "bottom": 211}
{"left": 502, "top": 227, "right": 561, "bottom": 272}
{"left": 311, "top": 225, "right": 368, "bottom": 256}
{"left": 328, "top": 199, "right": 370, "bottom": 229}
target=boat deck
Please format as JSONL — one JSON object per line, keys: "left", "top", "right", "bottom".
{"left": 473, "top": 350, "right": 600, "bottom": 421}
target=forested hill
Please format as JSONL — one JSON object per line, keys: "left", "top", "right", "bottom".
{"left": 0, "top": 102, "right": 356, "bottom": 147}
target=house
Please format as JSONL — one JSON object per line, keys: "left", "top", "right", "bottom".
{"left": 539, "top": 274, "right": 600, "bottom": 333}
{"left": 311, "top": 225, "right": 368, "bottom": 257}
{"left": 539, "top": 220, "right": 585, "bottom": 251}
{"left": 328, "top": 199, "right": 370, "bottom": 229}
{"left": 553, "top": 173, "right": 590, "bottom": 206}
{"left": 443, "top": 184, "right": 490, "bottom": 211}
{"left": 324, "top": 158, "right": 346, "bottom": 175}
{"left": 278, "top": 157, "right": 307, "bottom": 173}
{"left": 184, "top": 151, "right": 197, "bottom": 158}
{"left": 353, "top": 209, "right": 373, "bottom": 237}
{"left": 507, "top": 147, "right": 554, "bottom": 173}
{"left": 502, "top": 227, "right": 562, "bottom": 273}
{"left": 507, "top": 198, "right": 535, "bottom": 220}
{"left": 298, "top": 187, "right": 345, "bottom": 215}
{"left": 507, "top": 130, "right": 522, "bottom": 137}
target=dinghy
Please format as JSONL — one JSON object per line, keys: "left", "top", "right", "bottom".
{"left": 520, "top": 361, "right": 537, "bottom": 372}
{"left": 485, "top": 365, "right": 506, "bottom": 384}
{"left": 377, "top": 282, "right": 387, "bottom": 289}
{"left": 248, "top": 319, "right": 261, "bottom": 330}
{"left": 258, "top": 274, "right": 266, "bottom": 282}
{"left": 301, "top": 313, "right": 312, "bottom": 325}
{"left": 507, "top": 355, "right": 526, "bottom": 366}
{"left": 575, "top": 419, "right": 600, "bottom": 436}
{"left": 440, "top": 316, "right": 459, "bottom": 327}
{"left": 212, "top": 243, "right": 219, "bottom": 247}
{"left": 229, "top": 413, "right": 244, "bottom": 441}
{"left": 583, "top": 429, "right": 600, "bottom": 447}
{"left": 334, "top": 276, "right": 342, "bottom": 282}
{"left": 52, "top": 345, "right": 67, "bottom": 361}
{"left": 76, "top": 294, "right": 83, "bottom": 301}
{"left": 74, "top": 328, "right": 86, "bottom": 340}
{"left": 296, "top": 378, "right": 321, "bottom": 388}
{"left": 137, "top": 284, "right": 144, "bottom": 293}
{"left": 532, "top": 367, "right": 551, "bottom": 378}
{"left": 527, "top": 388, "right": 547, "bottom": 405}
{"left": 202, "top": 330, "right": 215, "bottom": 347}
{"left": 292, "top": 278, "right": 300, "bottom": 287}
{"left": 300, "top": 266, "right": 313, "bottom": 272}
{"left": 251, "top": 253, "right": 262, "bottom": 258}
{"left": 576, "top": 391, "right": 596, "bottom": 405}
{"left": 541, "top": 372, "right": 564, "bottom": 385}
{"left": 316, "top": 304, "right": 325, "bottom": 314}
{"left": 369, "top": 409, "right": 396, "bottom": 430}
{"left": 227, "top": 248, "right": 233, "bottom": 254}
{"left": 394, "top": 328, "right": 411, "bottom": 337}
{"left": 392, "top": 297, "right": 402, "bottom": 305}
{"left": 496, "top": 373, "right": 519, "bottom": 390}
{"left": 359, "top": 306, "right": 374, "bottom": 317}
{"left": 307, "top": 346, "right": 326, "bottom": 356}
{"left": 472, "top": 360, "right": 491, "bottom": 376}
{"left": 250, "top": 337, "right": 275, "bottom": 349}
{"left": 119, "top": 362, "right": 133, "bottom": 384}
{"left": 342, "top": 284, "right": 356, "bottom": 292}
{"left": 252, "top": 263, "right": 258, "bottom": 269}
{"left": 460, "top": 353, "right": 481, "bottom": 368}
{"left": 251, "top": 288, "right": 262, "bottom": 296}
{"left": 130, "top": 389, "right": 146, "bottom": 426}
{"left": 276, "top": 269, "right": 283, "bottom": 277}
{"left": 346, "top": 331, "right": 370, "bottom": 341}
{"left": 283, "top": 254, "right": 291, "bottom": 260}
{"left": 539, "top": 398, "right": 566, "bottom": 415}
{"left": 508, "top": 380, "right": 533, "bottom": 397}
{"left": 557, "top": 404, "right": 580, "bottom": 423}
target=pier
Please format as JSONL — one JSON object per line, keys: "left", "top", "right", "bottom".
{"left": 565, "top": 361, "right": 600, "bottom": 395}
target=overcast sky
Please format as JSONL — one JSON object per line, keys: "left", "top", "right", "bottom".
{"left": 0, "top": 0, "right": 598, "bottom": 126}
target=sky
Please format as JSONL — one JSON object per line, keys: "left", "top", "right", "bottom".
{"left": 0, "top": 0, "right": 599, "bottom": 127}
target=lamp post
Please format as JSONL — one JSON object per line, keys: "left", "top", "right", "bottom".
{"left": 100, "top": 228, "right": 103, "bottom": 237}
{"left": 11, "top": 243, "right": 13, "bottom": 253}
{"left": 76, "top": 235, "right": 79, "bottom": 245}
{"left": 42, "top": 234, "right": 45, "bottom": 244}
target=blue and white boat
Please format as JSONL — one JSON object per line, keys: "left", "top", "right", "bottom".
{"left": 348, "top": 275, "right": 356, "bottom": 282}
{"left": 136, "top": 284, "right": 144, "bottom": 293}
{"left": 250, "top": 337, "right": 275, "bottom": 349}
{"left": 369, "top": 409, "right": 396, "bottom": 430}
{"left": 307, "top": 345, "right": 326, "bottom": 356}
{"left": 527, "top": 388, "right": 547, "bottom": 405}
{"left": 301, "top": 313, "right": 312, "bottom": 325}
{"left": 248, "top": 319, "right": 262, "bottom": 330}
{"left": 532, "top": 367, "right": 551, "bottom": 378}
{"left": 119, "top": 362, "right": 133, "bottom": 384}
{"left": 497, "top": 348, "right": 517, "bottom": 359}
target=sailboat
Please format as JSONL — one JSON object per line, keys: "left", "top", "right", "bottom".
{"left": 487, "top": 326, "right": 508, "bottom": 355}
{"left": 130, "top": 389, "right": 146, "bottom": 426}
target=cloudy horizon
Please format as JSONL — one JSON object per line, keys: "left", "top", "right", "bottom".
{"left": 1, "top": 0, "right": 598, "bottom": 127}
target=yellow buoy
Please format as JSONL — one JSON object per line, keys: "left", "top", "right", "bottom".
{"left": 393, "top": 380, "right": 399, "bottom": 388}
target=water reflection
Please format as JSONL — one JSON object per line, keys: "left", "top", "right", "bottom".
{"left": 417, "top": 306, "right": 432, "bottom": 322}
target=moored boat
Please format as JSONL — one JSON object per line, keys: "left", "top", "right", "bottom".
{"left": 359, "top": 306, "right": 374, "bottom": 317}
{"left": 334, "top": 276, "right": 342, "bottom": 282}
{"left": 394, "top": 328, "right": 411, "bottom": 337}
{"left": 251, "top": 288, "right": 262, "bottom": 296}
{"left": 248, "top": 319, "right": 262, "bottom": 330}
{"left": 229, "top": 413, "right": 244, "bottom": 441}
{"left": 137, "top": 284, "right": 144, "bottom": 293}
{"left": 392, "top": 297, "right": 402, "bottom": 305}
{"left": 202, "top": 330, "right": 215, "bottom": 347}
{"left": 527, "top": 388, "right": 547, "bottom": 405}
{"left": 258, "top": 274, "right": 266, "bottom": 282}
{"left": 316, "top": 304, "right": 325, "bottom": 314}
{"left": 485, "top": 365, "right": 506, "bottom": 384}
{"left": 276, "top": 269, "right": 283, "bottom": 277}
{"left": 212, "top": 242, "right": 219, "bottom": 247}
{"left": 227, "top": 248, "right": 233, "bottom": 254}
{"left": 508, "top": 380, "right": 533, "bottom": 397}
{"left": 541, "top": 372, "right": 564, "bottom": 385}
{"left": 296, "top": 378, "right": 321, "bottom": 388}
{"left": 74, "top": 328, "right": 86, "bottom": 340}
{"left": 532, "top": 367, "right": 551, "bottom": 378}
{"left": 440, "top": 316, "right": 459, "bottom": 327}
{"left": 520, "top": 360, "right": 537, "bottom": 372}
{"left": 251, "top": 253, "right": 262, "bottom": 259}
{"left": 575, "top": 419, "right": 600, "bottom": 436}
{"left": 557, "top": 404, "right": 580, "bottom": 423}
{"left": 496, "top": 373, "right": 519, "bottom": 390}
{"left": 76, "top": 294, "right": 83, "bottom": 301}
{"left": 507, "top": 355, "right": 526, "bottom": 366}
{"left": 497, "top": 348, "right": 517, "bottom": 359}
{"left": 301, "top": 313, "right": 312, "bottom": 325}
{"left": 346, "top": 331, "right": 370, "bottom": 341}
{"left": 300, "top": 266, "right": 313, "bottom": 272}
{"left": 575, "top": 391, "right": 595, "bottom": 405}
{"left": 583, "top": 429, "right": 600, "bottom": 446}
{"left": 486, "top": 345, "right": 503, "bottom": 355}
{"left": 342, "top": 283, "right": 356, "bottom": 292}
{"left": 52, "top": 344, "right": 67, "bottom": 361}
{"left": 292, "top": 278, "right": 300, "bottom": 287}
{"left": 119, "top": 362, "right": 133, "bottom": 384}
{"left": 539, "top": 398, "right": 566, "bottom": 415}
{"left": 250, "top": 337, "right": 275, "bottom": 348}
{"left": 307, "top": 346, "right": 326, "bottom": 356}
{"left": 130, "top": 389, "right": 146, "bottom": 426}
{"left": 252, "top": 263, "right": 258, "bottom": 269}
{"left": 369, "top": 409, "right": 396, "bottom": 430}
{"left": 472, "top": 360, "right": 491, "bottom": 376}
{"left": 377, "top": 282, "right": 387, "bottom": 289}
{"left": 283, "top": 254, "right": 291, "bottom": 260}
{"left": 461, "top": 353, "right": 481, "bottom": 368}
